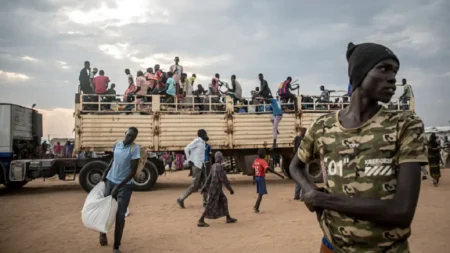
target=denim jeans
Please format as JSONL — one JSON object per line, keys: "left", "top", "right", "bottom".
{"left": 101, "top": 180, "right": 133, "bottom": 249}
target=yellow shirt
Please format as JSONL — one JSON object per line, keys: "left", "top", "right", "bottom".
{"left": 188, "top": 76, "right": 196, "bottom": 85}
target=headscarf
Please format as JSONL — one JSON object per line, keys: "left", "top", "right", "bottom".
{"left": 214, "top": 151, "right": 223, "bottom": 165}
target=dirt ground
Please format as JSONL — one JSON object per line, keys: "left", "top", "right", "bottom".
{"left": 0, "top": 169, "right": 449, "bottom": 253}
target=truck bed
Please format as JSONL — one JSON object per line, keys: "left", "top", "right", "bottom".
{"left": 75, "top": 112, "right": 325, "bottom": 152}
{"left": 74, "top": 94, "right": 410, "bottom": 153}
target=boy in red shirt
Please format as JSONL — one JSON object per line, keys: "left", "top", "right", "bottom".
{"left": 252, "top": 149, "right": 284, "bottom": 212}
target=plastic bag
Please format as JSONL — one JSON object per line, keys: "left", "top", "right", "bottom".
{"left": 81, "top": 181, "right": 118, "bottom": 233}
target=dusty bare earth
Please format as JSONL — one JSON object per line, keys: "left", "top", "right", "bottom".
{"left": 1, "top": 169, "right": 449, "bottom": 253}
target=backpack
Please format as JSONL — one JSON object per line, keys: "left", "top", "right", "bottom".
{"left": 113, "top": 141, "right": 147, "bottom": 176}
{"left": 277, "top": 82, "right": 284, "bottom": 95}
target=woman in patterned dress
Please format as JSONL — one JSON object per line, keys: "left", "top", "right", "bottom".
{"left": 176, "top": 152, "right": 184, "bottom": 170}
{"left": 197, "top": 151, "right": 237, "bottom": 227}
{"left": 428, "top": 133, "right": 441, "bottom": 186}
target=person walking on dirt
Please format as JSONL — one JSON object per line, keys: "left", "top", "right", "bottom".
{"left": 253, "top": 149, "right": 284, "bottom": 213}
{"left": 197, "top": 151, "right": 237, "bottom": 227}
{"left": 442, "top": 136, "right": 450, "bottom": 168}
{"left": 293, "top": 128, "right": 306, "bottom": 200}
{"left": 290, "top": 41, "right": 427, "bottom": 252}
{"left": 177, "top": 129, "right": 209, "bottom": 208}
{"left": 99, "top": 127, "right": 140, "bottom": 253}
{"left": 258, "top": 73, "right": 272, "bottom": 99}
{"left": 166, "top": 152, "right": 174, "bottom": 170}
{"left": 269, "top": 97, "right": 283, "bottom": 151}
{"left": 204, "top": 140, "right": 213, "bottom": 176}
{"left": 428, "top": 133, "right": 442, "bottom": 186}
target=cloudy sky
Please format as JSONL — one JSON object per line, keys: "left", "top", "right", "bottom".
{"left": 1, "top": 0, "right": 449, "bottom": 137}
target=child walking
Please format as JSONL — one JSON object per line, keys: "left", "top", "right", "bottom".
{"left": 197, "top": 151, "right": 237, "bottom": 227}
{"left": 252, "top": 149, "right": 284, "bottom": 213}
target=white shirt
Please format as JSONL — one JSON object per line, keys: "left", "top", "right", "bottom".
{"left": 184, "top": 137, "right": 206, "bottom": 169}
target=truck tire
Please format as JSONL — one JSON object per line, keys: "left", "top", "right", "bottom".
{"left": 281, "top": 156, "right": 292, "bottom": 179}
{"left": 79, "top": 161, "right": 108, "bottom": 193}
{"left": 132, "top": 161, "right": 158, "bottom": 191}
{"left": 307, "top": 160, "right": 323, "bottom": 183}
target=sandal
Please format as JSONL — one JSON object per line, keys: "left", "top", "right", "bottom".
{"left": 197, "top": 221, "right": 210, "bottom": 227}
{"left": 226, "top": 218, "right": 237, "bottom": 223}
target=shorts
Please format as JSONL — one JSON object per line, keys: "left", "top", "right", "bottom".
{"left": 320, "top": 236, "right": 334, "bottom": 253}
{"left": 255, "top": 176, "right": 267, "bottom": 195}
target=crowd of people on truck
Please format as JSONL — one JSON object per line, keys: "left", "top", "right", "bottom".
{"left": 79, "top": 55, "right": 415, "bottom": 114}
{"left": 81, "top": 41, "right": 440, "bottom": 253}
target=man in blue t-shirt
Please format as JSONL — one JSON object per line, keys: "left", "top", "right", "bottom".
{"left": 268, "top": 97, "right": 283, "bottom": 151}
{"left": 99, "top": 127, "right": 140, "bottom": 253}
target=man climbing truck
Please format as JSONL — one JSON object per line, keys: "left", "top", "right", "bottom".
{"left": 1, "top": 91, "right": 412, "bottom": 192}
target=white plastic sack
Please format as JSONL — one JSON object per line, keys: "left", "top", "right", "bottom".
{"left": 81, "top": 181, "right": 118, "bottom": 233}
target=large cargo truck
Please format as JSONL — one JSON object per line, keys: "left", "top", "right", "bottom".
{"left": 1, "top": 93, "right": 413, "bottom": 192}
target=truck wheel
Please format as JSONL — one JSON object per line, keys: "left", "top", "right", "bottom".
{"left": 281, "top": 156, "right": 292, "bottom": 179}
{"left": 132, "top": 161, "right": 158, "bottom": 191}
{"left": 307, "top": 161, "right": 323, "bottom": 183}
{"left": 79, "top": 161, "right": 108, "bottom": 193}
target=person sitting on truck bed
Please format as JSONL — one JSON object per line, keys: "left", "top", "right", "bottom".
{"left": 193, "top": 84, "right": 207, "bottom": 111}
{"left": 225, "top": 74, "right": 242, "bottom": 103}
{"left": 258, "top": 73, "right": 273, "bottom": 99}
{"left": 135, "top": 70, "right": 149, "bottom": 104}
{"left": 92, "top": 70, "right": 110, "bottom": 110}
{"left": 99, "top": 126, "right": 140, "bottom": 253}
{"left": 278, "top": 76, "right": 299, "bottom": 112}
{"left": 209, "top": 73, "right": 221, "bottom": 96}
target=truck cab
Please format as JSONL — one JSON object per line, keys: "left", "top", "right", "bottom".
{"left": 0, "top": 103, "right": 43, "bottom": 188}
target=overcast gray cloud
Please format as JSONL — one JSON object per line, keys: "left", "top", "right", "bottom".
{"left": 1, "top": 0, "right": 449, "bottom": 135}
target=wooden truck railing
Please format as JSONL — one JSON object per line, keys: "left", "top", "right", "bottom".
{"left": 74, "top": 94, "right": 414, "bottom": 154}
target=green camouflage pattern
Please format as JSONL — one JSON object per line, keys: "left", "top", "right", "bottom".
{"left": 298, "top": 108, "right": 427, "bottom": 253}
